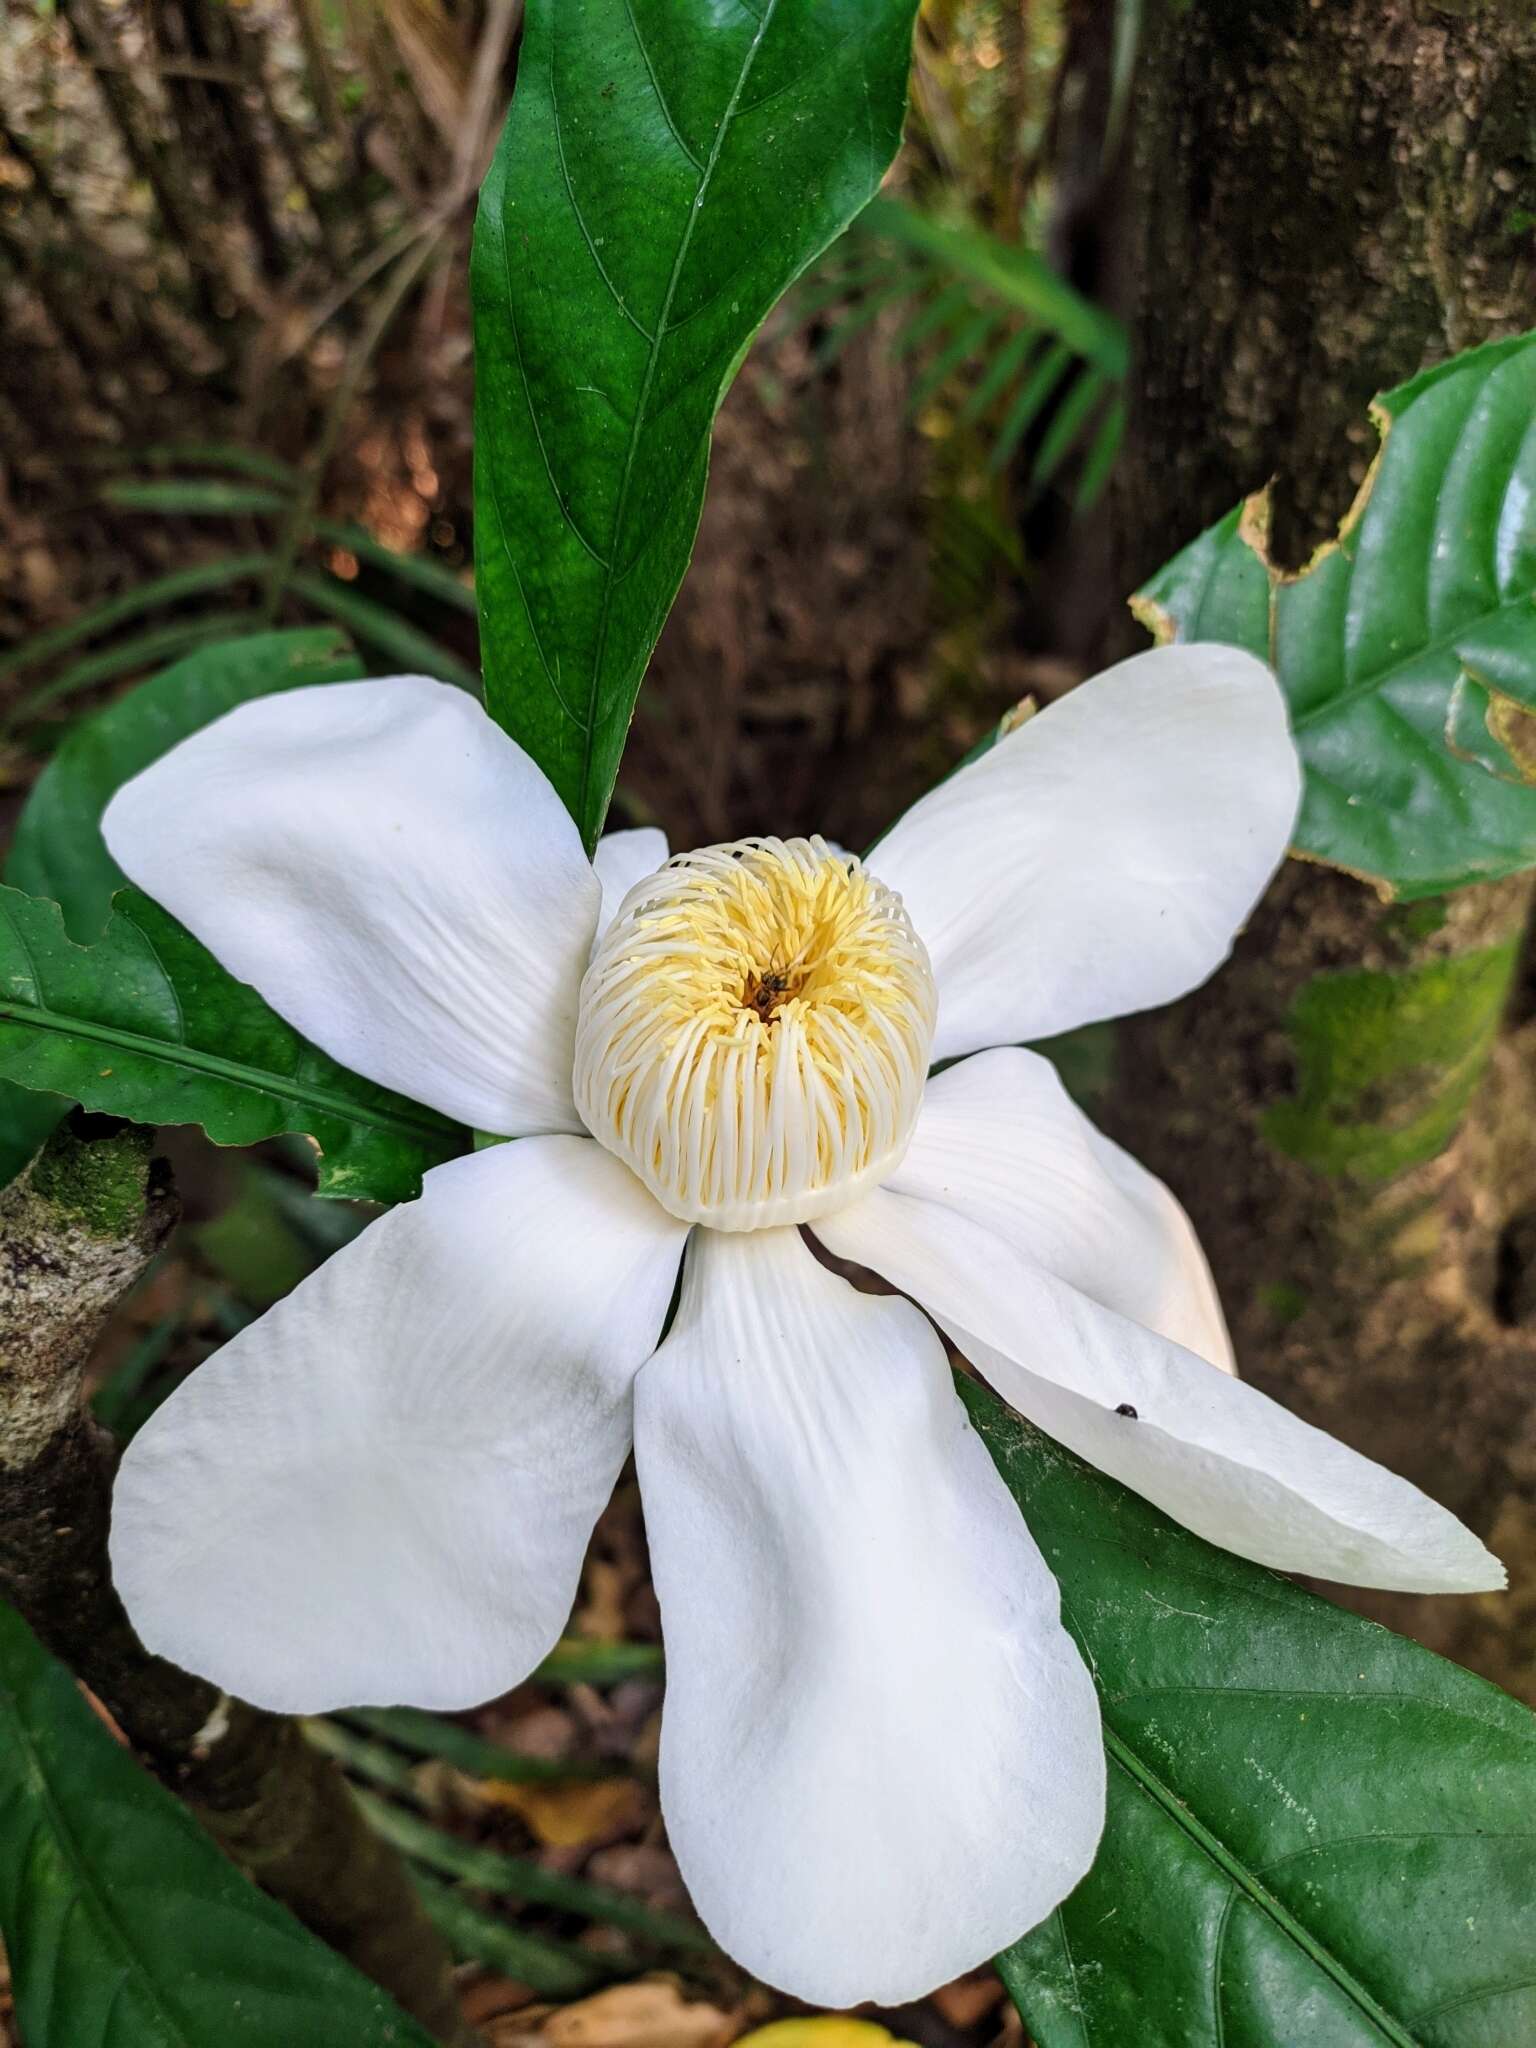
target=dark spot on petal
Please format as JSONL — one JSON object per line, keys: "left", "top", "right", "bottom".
{"left": 1115, "top": 1403, "right": 1139, "bottom": 1419}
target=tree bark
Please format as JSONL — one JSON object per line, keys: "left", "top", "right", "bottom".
{"left": 1108, "top": 0, "right": 1536, "bottom": 1695}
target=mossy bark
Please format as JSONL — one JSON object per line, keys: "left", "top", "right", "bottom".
{"left": 1109, "top": 0, "right": 1536, "bottom": 1691}
{"left": 0, "top": 1121, "right": 476, "bottom": 2045}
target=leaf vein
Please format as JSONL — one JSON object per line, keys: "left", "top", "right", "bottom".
{"left": 550, "top": 40, "right": 660, "bottom": 340}
{"left": 1106, "top": 1729, "right": 1418, "bottom": 2047}
{"left": 575, "top": 0, "right": 782, "bottom": 840}
{"left": 0, "top": 984, "right": 449, "bottom": 1148}
{"left": 495, "top": 234, "right": 613, "bottom": 571}
{"left": 620, "top": 0, "right": 704, "bottom": 173}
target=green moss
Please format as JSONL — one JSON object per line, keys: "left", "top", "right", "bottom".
{"left": 30, "top": 1124, "right": 152, "bottom": 1239}
{"left": 1263, "top": 940, "right": 1518, "bottom": 1181}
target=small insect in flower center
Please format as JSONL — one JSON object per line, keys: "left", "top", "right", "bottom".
{"left": 741, "top": 954, "right": 799, "bottom": 1022}
{"left": 574, "top": 836, "right": 937, "bottom": 1230}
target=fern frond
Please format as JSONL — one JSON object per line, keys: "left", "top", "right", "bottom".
{"left": 795, "top": 194, "right": 1128, "bottom": 508}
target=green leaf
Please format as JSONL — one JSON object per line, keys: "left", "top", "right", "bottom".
{"left": 287, "top": 569, "right": 481, "bottom": 694}
{"left": 1030, "top": 366, "right": 1108, "bottom": 495}
{"left": 0, "top": 884, "right": 464, "bottom": 1204}
{"left": 94, "top": 440, "right": 300, "bottom": 487}
{"left": 99, "top": 477, "right": 290, "bottom": 517}
{"left": 857, "top": 196, "right": 1127, "bottom": 379}
{"left": 350, "top": 1787, "right": 713, "bottom": 1961}
{"left": 0, "top": 1083, "right": 70, "bottom": 1190}
{"left": 988, "top": 339, "right": 1073, "bottom": 473}
{"left": 0, "top": 1602, "right": 436, "bottom": 2047}
{"left": 0, "top": 554, "right": 271, "bottom": 691}
{"left": 1136, "top": 328, "right": 1536, "bottom": 899}
{"left": 472, "top": 0, "right": 922, "bottom": 849}
{"left": 965, "top": 1382, "right": 1536, "bottom": 2046}
{"left": 0, "top": 629, "right": 372, "bottom": 1193}
{"left": 313, "top": 522, "right": 478, "bottom": 615}
{"left": 9, "top": 628, "right": 363, "bottom": 943}
{"left": 412, "top": 1873, "right": 611, "bottom": 1996}
{"left": 9, "top": 613, "right": 269, "bottom": 734}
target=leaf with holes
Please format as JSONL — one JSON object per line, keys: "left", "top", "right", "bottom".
{"left": 471, "top": 0, "right": 921, "bottom": 849}
{"left": 0, "top": 1602, "right": 435, "bottom": 2047}
{"left": 0, "top": 884, "right": 464, "bottom": 1203}
{"left": 1136, "top": 329, "right": 1536, "bottom": 899}
{"left": 961, "top": 1382, "right": 1536, "bottom": 2048}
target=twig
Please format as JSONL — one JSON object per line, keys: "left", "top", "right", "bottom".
{"left": 0, "top": 1119, "right": 478, "bottom": 2047}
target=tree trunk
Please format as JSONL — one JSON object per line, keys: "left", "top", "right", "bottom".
{"left": 1109, "top": 0, "right": 1536, "bottom": 1696}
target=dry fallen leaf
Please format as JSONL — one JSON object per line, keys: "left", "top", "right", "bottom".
{"left": 475, "top": 1773, "right": 647, "bottom": 1847}
{"left": 493, "top": 1978, "right": 741, "bottom": 2047}
{"left": 930, "top": 1970, "right": 1006, "bottom": 2028}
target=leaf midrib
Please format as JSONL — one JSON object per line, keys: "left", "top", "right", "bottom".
{"left": 0, "top": 993, "right": 449, "bottom": 1148}
{"left": 562, "top": 0, "right": 781, "bottom": 840}
{"left": 1103, "top": 1722, "right": 1419, "bottom": 2046}
{"left": 1290, "top": 581, "right": 1536, "bottom": 738}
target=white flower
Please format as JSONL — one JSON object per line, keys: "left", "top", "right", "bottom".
{"left": 101, "top": 645, "right": 1500, "bottom": 2008}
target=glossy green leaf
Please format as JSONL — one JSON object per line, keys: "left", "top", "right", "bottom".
{"left": 0, "top": 1603, "right": 435, "bottom": 2047}
{"left": 472, "top": 0, "right": 922, "bottom": 848}
{"left": 964, "top": 1382, "right": 1536, "bottom": 2047}
{"left": 1137, "top": 329, "right": 1536, "bottom": 899}
{"left": 0, "top": 884, "right": 464, "bottom": 1203}
{"left": 9, "top": 628, "right": 363, "bottom": 943}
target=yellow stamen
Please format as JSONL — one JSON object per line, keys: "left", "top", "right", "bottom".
{"left": 574, "top": 837, "right": 936, "bottom": 1230}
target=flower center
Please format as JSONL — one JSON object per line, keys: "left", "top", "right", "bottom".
{"left": 574, "top": 836, "right": 937, "bottom": 1230}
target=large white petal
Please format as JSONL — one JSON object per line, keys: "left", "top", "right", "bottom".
{"left": 635, "top": 1226, "right": 1104, "bottom": 2007}
{"left": 591, "top": 826, "right": 668, "bottom": 944}
{"left": 102, "top": 676, "right": 600, "bottom": 1135}
{"left": 111, "top": 1139, "right": 687, "bottom": 1714}
{"left": 871, "top": 645, "right": 1301, "bottom": 1059}
{"left": 817, "top": 1191, "right": 1502, "bottom": 1594}
{"left": 892, "top": 1046, "right": 1233, "bottom": 1370}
